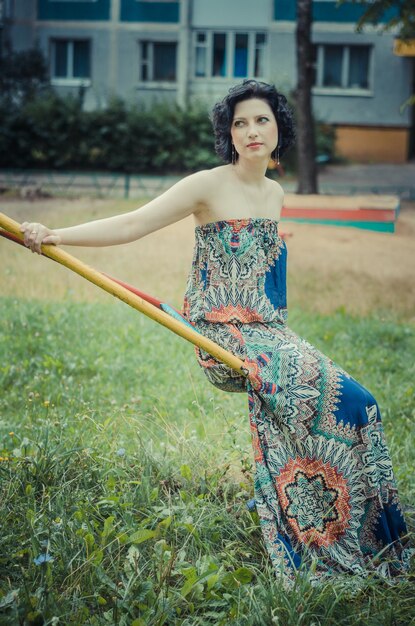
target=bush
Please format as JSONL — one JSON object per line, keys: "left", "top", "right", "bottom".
{"left": 0, "top": 93, "right": 220, "bottom": 173}
{"left": 0, "top": 90, "right": 336, "bottom": 174}
{"left": 0, "top": 46, "right": 50, "bottom": 107}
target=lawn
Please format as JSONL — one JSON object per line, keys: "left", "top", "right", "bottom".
{"left": 0, "top": 198, "right": 414, "bottom": 625}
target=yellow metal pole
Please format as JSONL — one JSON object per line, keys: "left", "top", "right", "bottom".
{"left": 0, "top": 213, "right": 248, "bottom": 376}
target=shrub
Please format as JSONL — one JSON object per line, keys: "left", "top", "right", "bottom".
{"left": 0, "top": 91, "right": 335, "bottom": 174}
{"left": 0, "top": 46, "right": 50, "bottom": 107}
{"left": 1, "top": 93, "right": 220, "bottom": 173}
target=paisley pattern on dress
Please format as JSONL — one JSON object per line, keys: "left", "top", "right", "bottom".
{"left": 183, "top": 218, "right": 411, "bottom": 580}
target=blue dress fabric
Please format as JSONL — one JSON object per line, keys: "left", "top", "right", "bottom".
{"left": 183, "top": 217, "right": 411, "bottom": 580}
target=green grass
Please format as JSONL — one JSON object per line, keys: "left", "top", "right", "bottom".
{"left": 0, "top": 297, "right": 414, "bottom": 625}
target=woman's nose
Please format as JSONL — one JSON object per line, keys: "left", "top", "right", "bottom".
{"left": 247, "top": 125, "right": 258, "bottom": 137}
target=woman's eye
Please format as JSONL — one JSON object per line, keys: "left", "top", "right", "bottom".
{"left": 258, "top": 116, "right": 269, "bottom": 123}
{"left": 234, "top": 120, "right": 244, "bottom": 127}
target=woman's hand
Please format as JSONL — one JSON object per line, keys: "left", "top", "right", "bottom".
{"left": 20, "top": 222, "right": 61, "bottom": 254}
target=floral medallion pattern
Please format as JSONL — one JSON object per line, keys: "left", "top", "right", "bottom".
{"left": 184, "top": 218, "right": 412, "bottom": 581}
{"left": 277, "top": 457, "right": 351, "bottom": 548}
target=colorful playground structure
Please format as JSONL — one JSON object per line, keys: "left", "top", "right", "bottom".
{"left": 281, "top": 194, "right": 400, "bottom": 233}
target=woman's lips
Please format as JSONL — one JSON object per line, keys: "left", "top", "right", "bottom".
{"left": 247, "top": 142, "right": 263, "bottom": 148}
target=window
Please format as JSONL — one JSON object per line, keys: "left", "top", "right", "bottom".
{"left": 140, "top": 41, "right": 177, "bottom": 82}
{"left": 195, "top": 32, "right": 207, "bottom": 78}
{"left": 234, "top": 34, "right": 248, "bottom": 77}
{"left": 51, "top": 39, "right": 91, "bottom": 82}
{"left": 213, "top": 33, "right": 226, "bottom": 77}
{"left": 348, "top": 45, "right": 370, "bottom": 89}
{"left": 313, "top": 44, "right": 372, "bottom": 92}
{"left": 254, "top": 33, "right": 266, "bottom": 78}
{"left": 323, "top": 45, "right": 343, "bottom": 87}
{"left": 193, "top": 31, "right": 267, "bottom": 79}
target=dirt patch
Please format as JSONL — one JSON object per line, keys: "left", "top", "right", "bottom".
{"left": 1, "top": 198, "right": 414, "bottom": 322}
{"left": 284, "top": 203, "right": 415, "bottom": 320}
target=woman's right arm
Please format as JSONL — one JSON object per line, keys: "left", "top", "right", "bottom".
{"left": 21, "top": 170, "right": 212, "bottom": 254}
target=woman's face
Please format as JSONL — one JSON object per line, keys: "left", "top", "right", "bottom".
{"left": 230, "top": 97, "right": 278, "bottom": 162}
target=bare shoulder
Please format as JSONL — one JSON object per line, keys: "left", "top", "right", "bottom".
{"left": 267, "top": 177, "right": 285, "bottom": 201}
{"left": 173, "top": 168, "right": 221, "bottom": 198}
{"left": 266, "top": 178, "right": 284, "bottom": 217}
{"left": 180, "top": 168, "right": 223, "bottom": 186}
{"left": 177, "top": 167, "right": 229, "bottom": 207}
{"left": 193, "top": 165, "right": 229, "bottom": 183}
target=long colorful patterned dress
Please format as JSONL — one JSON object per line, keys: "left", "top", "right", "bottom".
{"left": 183, "top": 217, "right": 411, "bottom": 580}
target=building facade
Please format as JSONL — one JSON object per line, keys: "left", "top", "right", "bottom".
{"left": 2, "top": 0, "right": 414, "bottom": 162}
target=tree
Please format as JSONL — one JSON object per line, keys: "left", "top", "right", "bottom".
{"left": 351, "top": 0, "right": 415, "bottom": 39}
{"left": 295, "top": 0, "right": 319, "bottom": 194}
{"left": 0, "top": 47, "right": 50, "bottom": 106}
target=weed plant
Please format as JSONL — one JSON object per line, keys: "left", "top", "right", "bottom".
{"left": 0, "top": 298, "right": 414, "bottom": 625}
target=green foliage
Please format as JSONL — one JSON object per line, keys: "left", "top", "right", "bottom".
{"left": 0, "top": 297, "right": 413, "bottom": 624}
{"left": 1, "top": 88, "right": 337, "bottom": 174}
{"left": 0, "top": 93, "right": 220, "bottom": 173}
{"left": 1, "top": 92, "right": 89, "bottom": 170}
{"left": 280, "top": 119, "right": 336, "bottom": 174}
{"left": 315, "top": 122, "right": 336, "bottom": 159}
{"left": 350, "top": 0, "right": 415, "bottom": 39}
{"left": 0, "top": 47, "right": 50, "bottom": 107}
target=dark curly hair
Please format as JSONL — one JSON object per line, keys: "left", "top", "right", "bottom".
{"left": 211, "top": 80, "right": 295, "bottom": 163}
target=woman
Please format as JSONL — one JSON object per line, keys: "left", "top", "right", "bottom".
{"left": 21, "top": 80, "right": 411, "bottom": 581}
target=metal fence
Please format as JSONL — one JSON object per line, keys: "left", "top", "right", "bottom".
{"left": 0, "top": 169, "right": 414, "bottom": 200}
{"left": 0, "top": 170, "right": 180, "bottom": 199}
